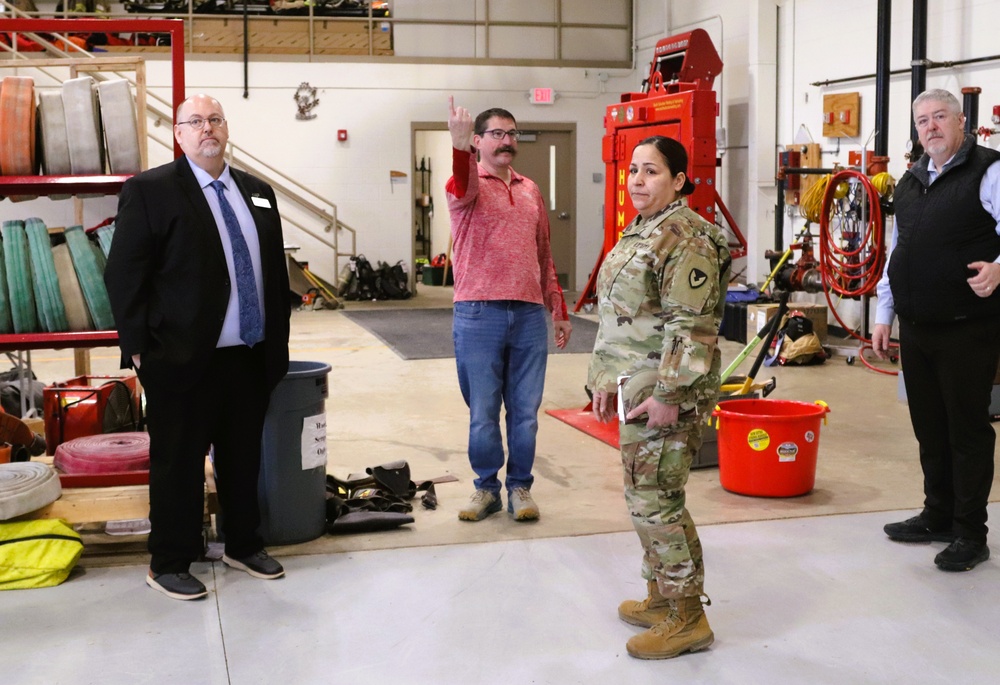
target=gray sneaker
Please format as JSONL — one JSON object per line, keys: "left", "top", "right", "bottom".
{"left": 508, "top": 487, "right": 540, "bottom": 521}
{"left": 146, "top": 571, "right": 208, "bottom": 600}
{"left": 458, "top": 489, "right": 502, "bottom": 521}
{"left": 223, "top": 550, "right": 285, "bottom": 579}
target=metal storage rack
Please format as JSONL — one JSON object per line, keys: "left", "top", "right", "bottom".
{"left": 0, "top": 17, "right": 185, "bottom": 362}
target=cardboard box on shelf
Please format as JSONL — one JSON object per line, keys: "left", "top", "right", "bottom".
{"left": 746, "top": 303, "right": 828, "bottom": 342}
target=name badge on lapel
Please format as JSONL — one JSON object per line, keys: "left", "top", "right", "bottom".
{"left": 251, "top": 195, "right": 272, "bottom": 209}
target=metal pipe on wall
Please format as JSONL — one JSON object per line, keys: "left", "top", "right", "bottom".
{"left": 774, "top": 175, "right": 785, "bottom": 253}
{"left": 910, "top": 0, "right": 928, "bottom": 158}
{"left": 962, "top": 87, "right": 981, "bottom": 133}
{"left": 810, "top": 53, "right": 1000, "bottom": 88}
{"left": 874, "top": 0, "right": 891, "bottom": 157}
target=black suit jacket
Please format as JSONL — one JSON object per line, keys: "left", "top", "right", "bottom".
{"left": 105, "top": 156, "right": 290, "bottom": 394}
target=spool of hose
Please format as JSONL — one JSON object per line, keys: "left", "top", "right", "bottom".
{"left": 1, "top": 220, "right": 39, "bottom": 334}
{"left": 97, "top": 79, "right": 141, "bottom": 175}
{"left": 26, "top": 217, "right": 69, "bottom": 333}
{"left": 38, "top": 90, "right": 72, "bottom": 175}
{"left": 94, "top": 223, "right": 116, "bottom": 259}
{"left": 63, "top": 76, "right": 104, "bottom": 176}
{"left": 0, "top": 76, "right": 38, "bottom": 181}
{"left": 52, "top": 242, "right": 93, "bottom": 331}
{"left": 0, "top": 237, "right": 13, "bottom": 334}
{"left": 54, "top": 433, "right": 150, "bottom": 475}
{"left": 0, "top": 462, "right": 62, "bottom": 521}
{"left": 64, "top": 225, "right": 115, "bottom": 330}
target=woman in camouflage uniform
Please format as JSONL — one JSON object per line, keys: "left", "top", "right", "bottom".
{"left": 588, "top": 136, "right": 731, "bottom": 660}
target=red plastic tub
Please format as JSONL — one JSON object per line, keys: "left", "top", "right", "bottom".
{"left": 711, "top": 399, "right": 830, "bottom": 497}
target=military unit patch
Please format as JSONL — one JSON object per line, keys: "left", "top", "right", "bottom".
{"left": 688, "top": 268, "right": 708, "bottom": 289}
{"left": 669, "top": 250, "right": 717, "bottom": 313}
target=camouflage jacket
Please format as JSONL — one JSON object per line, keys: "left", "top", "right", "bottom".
{"left": 588, "top": 199, "right": 732, "bottom": 432}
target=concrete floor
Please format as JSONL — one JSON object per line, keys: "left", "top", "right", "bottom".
{"left": 4, "top": 285, "right": 999, "bottom": 684}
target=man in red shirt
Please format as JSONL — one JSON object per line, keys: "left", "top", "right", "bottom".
{"left": 446, "top": 97, "right": 572, "bottom": 522}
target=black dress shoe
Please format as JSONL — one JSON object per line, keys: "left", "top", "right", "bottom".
{"left": 934, "top": 539, "right": 990, "bottom": 572}
{"left": 883, "top": 514, "right": 955, "bottom": 543}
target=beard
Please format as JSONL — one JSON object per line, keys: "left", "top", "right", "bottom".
{"left": 923, "top": 134, "right": 948, "bottom": 155}
{"left": 200, "top": 139, "right": 223, "bottom": 158}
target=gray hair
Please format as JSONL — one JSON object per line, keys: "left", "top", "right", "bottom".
{"left": 912, "top": 89, "right": 961, "bottom": 117}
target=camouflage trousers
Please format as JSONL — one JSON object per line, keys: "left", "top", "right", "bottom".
{"left": 620, "top": 418, "right": 706, "bottom": 599}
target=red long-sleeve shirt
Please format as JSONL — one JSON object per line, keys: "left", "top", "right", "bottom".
{"left": 445, "top": 147, "right": 568, "bottom": 320}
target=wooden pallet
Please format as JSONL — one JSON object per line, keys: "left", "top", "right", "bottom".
{"left": 26, "top": 456, "right": 218, "bottom": 527}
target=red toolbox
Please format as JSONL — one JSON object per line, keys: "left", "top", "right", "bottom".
{"left": 43, "top": 375, "right": 141, "bottom": 455}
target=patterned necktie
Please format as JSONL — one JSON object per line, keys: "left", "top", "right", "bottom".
{"left": 210, "top": 180, "right": 263, "bottom": 346}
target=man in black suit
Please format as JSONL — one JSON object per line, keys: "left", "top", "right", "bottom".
{"left": 105, "top": 94, "right": 291, "bottom": 600}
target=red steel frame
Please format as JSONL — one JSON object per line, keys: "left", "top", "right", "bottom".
{"left": 0, "top": 18, "right": 185, "bottom": 349}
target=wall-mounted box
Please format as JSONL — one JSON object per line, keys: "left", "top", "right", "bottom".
{"left": 822, "top": 92, "right": 860, "bottom": 138}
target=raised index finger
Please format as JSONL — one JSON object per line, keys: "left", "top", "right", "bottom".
{"left": 448, "top": 95, "right": 455, "bottom": 115}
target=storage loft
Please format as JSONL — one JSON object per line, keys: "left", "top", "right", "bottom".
{"left": 4, "top": 15, "right": 393, "bottom": 57}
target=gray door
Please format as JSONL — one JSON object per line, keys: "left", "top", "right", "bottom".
{"left": 511, "top": 128, "right": 576, "bottom": 291}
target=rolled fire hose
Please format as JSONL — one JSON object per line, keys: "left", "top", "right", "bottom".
{"left": 0, "top": 76, "right": 39, "bottom": 202}
{"left": 97, "top": 79, "right": 142, "bottom": 175}
{"left": 63, "top": 76, "right": 105, "bottom": 176}
{"left": 54, "top": 433, "right": 150, "bottom": 475}
{"left": 26, "top": 217, "right": 69, "bottom": 333}
{"left": 38, "top": 90, "right": 73, "bottom": 200}
{"left": 52, "top": 242, "right": 93, "bottom": 331}
{"left": 0, "top": 237, "right": 13, "bottom": 334}
{"left": 94, "top": 223, "right": 115, "bottom": 259}
{"left": 1, "top": 220, "right": 39, "bottom": 334}
{"left": 0, "top": 462, "right": 62, "bottom": 521}
{"left": 64, "top": 225, "right": 115, "bottom": 330}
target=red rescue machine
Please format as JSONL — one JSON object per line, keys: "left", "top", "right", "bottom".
{"left": 577, "top": 29, "right": 745, "bottom": 310}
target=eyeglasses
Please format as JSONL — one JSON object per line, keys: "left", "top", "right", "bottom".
{"left": 176, "top": 116, "right": 226, "bottom": 130}
{"left": 479, "top": 128, "right": 522, "bottom": 141}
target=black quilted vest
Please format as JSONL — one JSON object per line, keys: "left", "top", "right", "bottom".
{"left": 889, "top": 135, "right": 1000, "bottom": 323}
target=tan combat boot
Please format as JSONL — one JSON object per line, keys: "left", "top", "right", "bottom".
{"left": 625, "top": 595, "right": 714, "bottom": 660}
{"left": 618, "top": 580, "right": 673, "bottom": 628}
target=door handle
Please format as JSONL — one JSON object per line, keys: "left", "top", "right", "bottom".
{"left": 557, "top": 212, "right": 570, "bottom": 220}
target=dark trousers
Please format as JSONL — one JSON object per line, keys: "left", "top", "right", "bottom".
{"left": 143, "top": 344, "right": 270, "bottom": 574}
{"left": 899, "top": 317, "right": 1000, "bottom": 544}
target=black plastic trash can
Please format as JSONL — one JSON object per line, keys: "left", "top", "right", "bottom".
{"left": 257, "top": 360, "right": 331, "bottom": 546}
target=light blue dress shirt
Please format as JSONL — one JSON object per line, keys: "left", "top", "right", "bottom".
{"left": 186, "top": 156, "right": 267, "bottom": 347}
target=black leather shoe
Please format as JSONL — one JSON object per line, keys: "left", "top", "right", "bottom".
{"left": 935, "top": 539, "right": 990, "bottom": 572}
{"left": 883, "top": 514, "right": 955, "bottom": 543}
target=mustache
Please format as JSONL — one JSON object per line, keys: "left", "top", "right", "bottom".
{"left": 497, "top": 145, "right": 517, "bottom": 155}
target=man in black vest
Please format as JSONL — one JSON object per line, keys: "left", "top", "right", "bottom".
{"left": 873, "top": 88, "right": 1000, "bottom": 572}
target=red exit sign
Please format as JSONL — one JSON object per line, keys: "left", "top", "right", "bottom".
{"left": 530, "top": 87, "right": 555, "bottom": 105}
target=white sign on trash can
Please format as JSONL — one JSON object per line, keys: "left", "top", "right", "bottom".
{"left": 301, "top": 413, "right": 327, "bottom": 470}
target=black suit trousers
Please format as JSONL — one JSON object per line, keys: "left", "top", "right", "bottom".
{"left": 899, "top": 316, "right": 1000, "bottom": 544}
{"left": 143, "top": 343, "right": 270, "bottom": 574}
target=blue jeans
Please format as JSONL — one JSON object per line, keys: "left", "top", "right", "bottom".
{"left": 453, "top": 300, "right": 549, "bottom": 495}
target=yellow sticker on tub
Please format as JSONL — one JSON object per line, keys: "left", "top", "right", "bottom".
{"left": 747, "top": 429, "right": 770, "bottom": 451}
